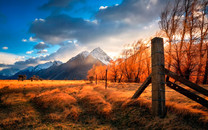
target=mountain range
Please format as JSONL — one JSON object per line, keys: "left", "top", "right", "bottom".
{"left": 1, "top": 47, "right": 111, "bottom": 80}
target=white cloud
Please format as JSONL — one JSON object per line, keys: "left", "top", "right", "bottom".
{"left": 99, "top": 6, "right": 108, "bottom": 10}
{"left": 35, "top": 18, "right": 45, "bottom": 22}
{"left": 0, "top": 52, "right": 25, "bottom": 64}
{"left": 22, "top": 39, "right": 27, "bottom": 42}
{"left": 74, "top": 42, "right": 79, "bottom": 47}
{"left": 38, "top": 53, "right": 49, "bottom": 58}
{"left": 147, "top": 0, "right": 158, "bottom": 9}
{"left": 26, "top": 50, "right": 34, "bottom": 54}
{"left": 43, "top": 44, "right": 88, "bottom": 62}
{"left": 2, "top": 46, "right": 8, "bottom": 50}
{"left": 29, "top": 36, "right": 36, "bottom": 42}
{"left": 150, "top": 0, "right": 158, "bottom": 4}
{"left": 92, "top": 20, "right": 98, "bottom": 24}
{"left": 67, "top": 40, "right": 72, "bottom": 43}
{"left": 84, "top": 19, "right": 98, "bottom": 24}
{"left": 115, "top": 4, "right": 119, "bottom": 6}
{"left": 22, "top": 37, "right": 36, "bottom": 42}
{"left": 15, "top": 56, "right": 25, "bottom": 61}
{"left": 37, "top": 49, "right": 48, "bottom": 54}
{"left": 42, "top": 49, "right": 48, "bottom": 53}
{"left": 39, "top": 41, "right": 45, "bottom": 44}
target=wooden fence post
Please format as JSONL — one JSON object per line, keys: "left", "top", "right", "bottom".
{"left": 151, "top": 37, "right": 166, "bottom": 118}
{"left": 105, "top": 69, "right": 108, "bottom": 89}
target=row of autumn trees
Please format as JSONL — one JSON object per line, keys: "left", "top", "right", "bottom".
{"left": 88, "top": 0, "right": 208, "bottom": 84}
{"left": 88, "top": 40, "right": 151, "bottom": 83}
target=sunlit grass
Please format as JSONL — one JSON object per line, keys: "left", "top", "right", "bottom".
{"left": 0, "top": 80, "right": 207, "bottom": 129}
{"left": 0, "top": 80, "right": 86, "bottom": 89}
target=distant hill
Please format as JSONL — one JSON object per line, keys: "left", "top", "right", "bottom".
{"left": 9, "top": 61, "right": 62, "bottom": 79}
{"left": 0, "top": 68, "right": 20, "bottom": 78}
{"left": 8, "top": 47, "right": 112, "bottom": 80}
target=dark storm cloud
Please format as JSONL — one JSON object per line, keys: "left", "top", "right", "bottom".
{"left": 96, "top": 0, "right": 167, "bottom": 24}
{"left": 33, "top": 42, "right": 49, "bottom": 50}
{"left": 13, "top": 56, "right": 48, "bottom": 69}
{"left": 41, "top": 0, "right": 75, "bottom": 8}
{"left": 39, "top": 0, "right": 86, "bottom": 14}
{"left": 30, "top": 0, "right": 167, "bottom": 45}
{"left": 29, "top": 14, "right": 100, "bottom": 44}
{"left": 29, "top": 13, "right": 128, "bottom": 45}
{"left": 15, "top": 58, "right": 39, "bottom": 66}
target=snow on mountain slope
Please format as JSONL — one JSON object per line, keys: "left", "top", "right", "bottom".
{"left": 33, "top": 61, "right": 62, "bottom": 72}
{"left": 22, "top": 61, "right": 62, "bottom": 72}
{"left": 70, "top": 51, "right": 90, "bottom": 61}
{"left": 90, "top": 47, "right": 112, "bottom": 65}
{"left": 24, "top": 66, "right": 34, "bottom": 72}
{"left": 81, "top": 51, "right": 90, "bottom": 58}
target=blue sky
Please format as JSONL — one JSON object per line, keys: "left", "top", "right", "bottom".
{"left": 0, "top": 0, "right": 122, "bottom": 56}
{"left": 0, "top": 0, "right": 48, "bottom": 54}
{"left": 0, "top": 0, "right": 166, "bottom": 70}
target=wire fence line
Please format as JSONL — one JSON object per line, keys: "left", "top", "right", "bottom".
{"left": 164, "top": 37, "right": 208, "bottom": 42}
{"left": 115, "top": 59, "right": 206, "bottom": 76}
{"left": 164, "top": 49, "right": 207, "bottom": 53}
{"left": 164, "top": 60, "right": 202, "bottom": 67}
{"left": 96, "top": 80, "right": 208, "bottom": 93}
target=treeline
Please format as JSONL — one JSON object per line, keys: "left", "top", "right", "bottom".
{"left": 88, "top": 0, "right": 208, "bottom": 84}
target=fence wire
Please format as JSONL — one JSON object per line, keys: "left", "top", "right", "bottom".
{"left": 164, "top": 49, "right": 207, "bottom": 53}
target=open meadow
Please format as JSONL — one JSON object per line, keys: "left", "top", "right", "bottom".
{"left": 0, "top": 80, "right": 207, "bottom": 129}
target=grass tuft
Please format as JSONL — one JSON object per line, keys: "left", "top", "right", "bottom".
{"left": 78, "top": 86, "right": 112, "bottom": 117}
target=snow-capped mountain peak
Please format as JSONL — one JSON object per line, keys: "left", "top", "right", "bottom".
{"left": 80, "top": 51, "right": 90, "bottom": 58}
{"left": 22, "top": 61, "right": 62, "bottom": 73}
{"left": 67, "top": 48, "right": 111, "bottom": 65}
{"left": 33, "top": 61, "right": 62, "bottom": 71}
{"left": 70, "top": 51, "right": 89, "bottom": 61}
{"left": 90, "top": 47, "right": 112, "bottom": 65}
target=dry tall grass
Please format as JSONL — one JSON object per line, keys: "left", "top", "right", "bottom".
{"left": 0, "top": 80, "right": 207, "bottom": 129}
{"left": 32, "top": 88, "right": 81, "bottom": 121}
{"left": 78, "top": 86, "right": 112, "bottom": 117}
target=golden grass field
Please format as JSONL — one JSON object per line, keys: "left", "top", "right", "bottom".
{"left": 0, "top": 80, "right": 207, "bottom": 129}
